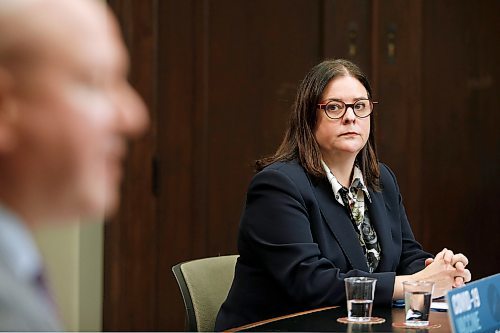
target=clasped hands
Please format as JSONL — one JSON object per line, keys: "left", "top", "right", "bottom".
{"left": 417, "top": 248, "right": 471, "bottom": 298}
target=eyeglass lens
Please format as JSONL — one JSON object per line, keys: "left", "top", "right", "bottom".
{"left": 324, "top": 99, "right": 372, "bottom": 118}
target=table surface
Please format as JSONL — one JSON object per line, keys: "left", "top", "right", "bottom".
{"left": 228, "top": 306, "right": 451, "bottom": 332}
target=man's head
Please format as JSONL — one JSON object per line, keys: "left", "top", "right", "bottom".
{"left": 0, "top": 0, "right": 148, "bottom": 226}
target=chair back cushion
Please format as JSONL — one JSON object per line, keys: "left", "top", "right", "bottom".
{"left": 180, "top": 255, "right": 238, "bottom": 331}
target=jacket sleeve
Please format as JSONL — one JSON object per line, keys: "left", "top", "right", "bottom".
{"left": 238, "top": 167, "right": 397, "bottom": 307}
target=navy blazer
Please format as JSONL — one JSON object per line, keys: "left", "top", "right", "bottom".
{"left": 215, "top": 160, "right": 432, "bottom": 331}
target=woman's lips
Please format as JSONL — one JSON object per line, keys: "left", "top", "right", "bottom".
{"left": 340, "top": 132, "right": 359, "bottom": 136}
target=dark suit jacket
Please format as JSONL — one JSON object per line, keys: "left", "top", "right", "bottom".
{"left": 215, "top": 160, "right": 432, "bottom": 331}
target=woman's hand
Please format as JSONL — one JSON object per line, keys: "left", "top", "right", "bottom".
{"left": 424, "top": 248, "right": 471, "bottom": 288}
{"left": 414, "top": 251, "right": 459, "bottom": 298}
{"left": 393, "top": 248, "right": 471, "bottom": 300}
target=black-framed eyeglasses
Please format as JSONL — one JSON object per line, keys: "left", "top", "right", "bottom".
{"left": 317, "top": 99, "right": 378, "bottom": 119}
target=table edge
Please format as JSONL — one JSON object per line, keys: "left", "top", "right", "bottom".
{"left": 224, "top": 305, "right": 339, "bottom": 332}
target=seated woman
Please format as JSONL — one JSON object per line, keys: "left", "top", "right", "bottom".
{"left": 215, "top": 59, "right": 471, "bottom": 331}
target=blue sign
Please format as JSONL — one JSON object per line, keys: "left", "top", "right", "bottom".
{"left": 446, "top": 273, "right": 500, "bottom": 333}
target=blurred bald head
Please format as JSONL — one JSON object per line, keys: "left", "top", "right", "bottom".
{"left": 0, "top": 0, "right": 148, "bottom": 226}
{"left": 0, "top": 0, "right": 112, "bottom": 68}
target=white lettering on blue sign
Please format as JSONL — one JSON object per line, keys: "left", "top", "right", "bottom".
{"left": 451, "top": 288, "right": 481, "bottom": 315}
{"left": 470, "top": 287, "right": 481, "bottom": 308}
{"left": 456, "top": 311, "right": 482, "bottom": 333}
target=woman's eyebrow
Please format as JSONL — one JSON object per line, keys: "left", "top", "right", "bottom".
{"left": 323, "top": 96, "right": 368, "bottom": 102}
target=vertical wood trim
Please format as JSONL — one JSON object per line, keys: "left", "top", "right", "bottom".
{"left": 318, "top": 0, "right": 325, "bottom": 59}
{"left": 408, "top": 3, "right": 423, "bottom": 243}
{"left": 191, "top": 0, "right": 210, "bottom": 257}
{"left": 155, "top": 0, "right": 197, "bottom": 329}
{"left": 151, "top": 1, "right": 159, "bottom": 326}
{"left": 371, "top": 1, "right": 424, "bottom": 241}
{"left": 371, "top": 0, "right": 380, "bottom": 98}
{"left": 104, "top": 0, "right": 158, "bottom": 330}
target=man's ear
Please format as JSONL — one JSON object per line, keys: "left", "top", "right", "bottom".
{"left": 0, "top": 66, "right": 19, "bottom": 153}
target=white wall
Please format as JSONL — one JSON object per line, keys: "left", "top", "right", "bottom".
{"left": 34, "top": 220, "right": 103, "bottom": 331}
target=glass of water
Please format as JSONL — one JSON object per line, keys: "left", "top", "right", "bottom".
{"left": 344, "top": 277, "right": 377, "bottom": 322}
{"left": 403, "top": 281, "right": 435, "bottom": 327}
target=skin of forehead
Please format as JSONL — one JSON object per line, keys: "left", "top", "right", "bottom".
{"left": 0, "top": 0, "right": 122, "bottom": 74}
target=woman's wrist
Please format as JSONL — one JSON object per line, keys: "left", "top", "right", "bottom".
{"left": 393, "top": 275, "right": 412, "bottom": 300}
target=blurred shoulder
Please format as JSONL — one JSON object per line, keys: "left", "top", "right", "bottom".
{"left": 0, "top": 262, "right": 61, "bottom": 331}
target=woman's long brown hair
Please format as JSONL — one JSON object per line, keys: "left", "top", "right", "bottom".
{"left": 255, "top": 59, "right": 380, "bottom": 190}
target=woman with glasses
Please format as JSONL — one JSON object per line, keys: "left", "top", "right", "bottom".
{"left": 215, "top": 59, "right": 471, "bottom": 330}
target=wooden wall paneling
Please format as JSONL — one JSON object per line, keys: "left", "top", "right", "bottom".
{"left": 322, "top": 0, "right": 373, "bottom": 75}
{"left": 104, "top": 1, "right": 500, "bottom": 331}
{"left": 191, "top": 0, "right": 211, "bottom": 259}
{"left": 106, "top": 1, "right": 331, "bottom": 331}
{"left": 421, "top": 0, "right": 500, "bottom": 278}
{"left": 371, "top": 0, "right": 424, "bottom": 241}
{"left": 154, "top": 0, "right": 205, "bottom": 330}
{"left": 104, "top": 0, "right": 158, "bottom": 330}
{"left": 205, "top": 0, "right": 325, "bottom": 256}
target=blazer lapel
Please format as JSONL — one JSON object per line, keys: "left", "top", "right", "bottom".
{"left": 312, "top": 179, "right": 369, "bottom": 271}
{"left": 367, "top": 189, "right": 394, "bottom": 272}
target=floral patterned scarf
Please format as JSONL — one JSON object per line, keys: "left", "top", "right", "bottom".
{"left": 322, "top": 161, "right": 381, "bottom": 272}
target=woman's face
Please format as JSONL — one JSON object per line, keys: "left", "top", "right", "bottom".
{"left": 314, "top": 75, "right": 370, "bottom": 161}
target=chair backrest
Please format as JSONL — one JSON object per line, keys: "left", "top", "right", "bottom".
{"left": 172, "top": 255, "right": 238, "bottom": 332}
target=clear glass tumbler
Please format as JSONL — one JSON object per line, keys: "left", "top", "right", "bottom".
{"left": 403, "top": 281, "right": 435, "bottom": 327}
{"left": 344, "top": 277, "right": 377, "bottom": 322}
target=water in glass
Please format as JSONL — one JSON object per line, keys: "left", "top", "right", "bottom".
{"left": 404, "top": 291, "right": 432, "bottom": 326}
{"left": 347, "top": 299, "right": 373, "bottom": 322}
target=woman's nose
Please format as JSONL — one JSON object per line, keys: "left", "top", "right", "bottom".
{"left": 342, "top": 106, "right": 356, "bottom": 123}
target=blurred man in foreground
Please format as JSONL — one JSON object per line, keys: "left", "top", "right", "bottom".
{"left": 0, "top": 0, "right": 148, "bottom": 329}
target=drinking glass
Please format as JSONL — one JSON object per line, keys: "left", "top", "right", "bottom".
{"left": 344, "top": 277, "right": 377, "bottom": 322}
{"left": 403, "top": 281, "right": 435, "bottom": 327}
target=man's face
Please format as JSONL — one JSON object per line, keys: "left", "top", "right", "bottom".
{"left": 7, "top": 1, "right": 148, "bottom": 222}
